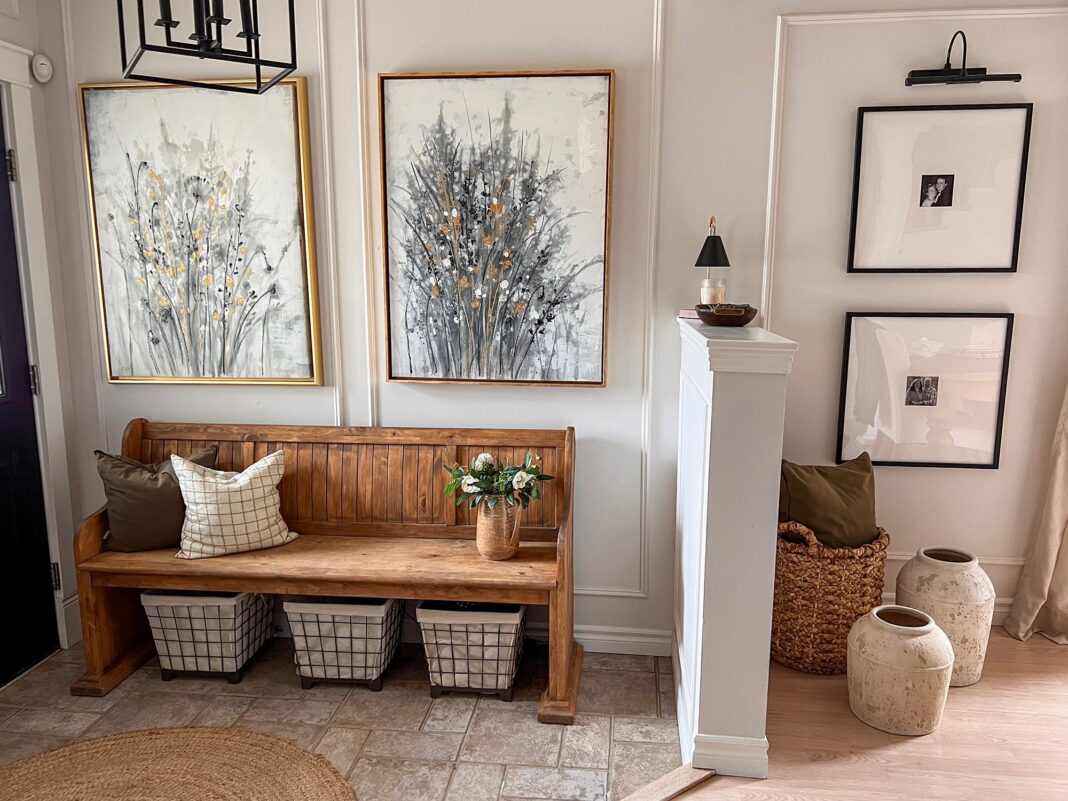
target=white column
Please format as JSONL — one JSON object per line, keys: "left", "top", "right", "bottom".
{"left": 673, "top": 320, "right": 798, "bottom": 779}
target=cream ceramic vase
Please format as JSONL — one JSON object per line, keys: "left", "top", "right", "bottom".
{"left": 847, "top": 605, "right": 954, "bottom": 736}
{"left": 896, "top": 547, "right": 995, "bottom": 687}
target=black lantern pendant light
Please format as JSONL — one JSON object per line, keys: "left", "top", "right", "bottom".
{"left": 117, "top": 0, "right": 297, "bottom": 94}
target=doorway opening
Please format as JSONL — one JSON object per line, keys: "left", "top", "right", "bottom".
{"left": 0, "top": 95, "right": 59, "bottom": 684}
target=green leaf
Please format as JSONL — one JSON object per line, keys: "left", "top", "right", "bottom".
{"left": 525, "top": 449, "right": 532, "bottom": 468}
{"left": 506, "top": 494, "right": 516, "bottom": 506}
{"left": 530, "top": 484, "right": 539, "bottom": 500}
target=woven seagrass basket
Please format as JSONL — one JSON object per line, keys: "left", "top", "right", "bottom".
{"left": 771, "top": 521, "right": 889, "bottom": 675}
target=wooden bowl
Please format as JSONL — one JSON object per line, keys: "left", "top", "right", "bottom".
{"left": 695, "top": 304, "right": 758, "bottom": 327}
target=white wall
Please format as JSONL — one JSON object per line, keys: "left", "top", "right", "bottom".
{"left": 766, "top": 8, "right": 1068, "bottom": 613}
{"left": 4, "top": 0, "right": 1066, "bottom": 643}
{"left": 9, "top": 0, "right": 673, "bottom": 648}
{"left": 650, "top": 1, "right": 1068, "bottom": 620}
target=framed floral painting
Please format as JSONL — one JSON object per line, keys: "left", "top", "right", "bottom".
{"left": 379, "top": 70, "right": 614, "bottom": 386}
{"left": 80, "top": 77, "right": 322, "bottom": 384}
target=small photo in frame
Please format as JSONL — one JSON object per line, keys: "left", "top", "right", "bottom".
{"left": 836, "top": 313, "right": 1013, "bottom": 469}
{"left": 918, "top": 175, "right": 953, "bottom": 208}
{"left": 848, "top": 104, "right": 1032, "bottom": 273}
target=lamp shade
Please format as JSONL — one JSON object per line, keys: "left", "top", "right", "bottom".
{"left": 695, "top": 235, "right": 730, "bottom": 268}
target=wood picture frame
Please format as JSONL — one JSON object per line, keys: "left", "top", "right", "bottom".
{"left": 836, "top": 312, "right": 1013, "bottom": 469}
{"left": 847, "top": 103, "right": 1032, "bottom": 274}
{"left": 79, "top": 77, "right": 323, "bottom": 385}
{"left": 378, "top": 70, "right": 614, "bottom": 387}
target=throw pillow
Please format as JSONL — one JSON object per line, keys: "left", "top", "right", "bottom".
{"left": 778, "top": 452, "right": 878, "bottom": 549}
{"left": 172, "top": 450, "right": 296, "bottom": 559}
{"left": 96, "top": 446, "right": 218, "bottom": 552}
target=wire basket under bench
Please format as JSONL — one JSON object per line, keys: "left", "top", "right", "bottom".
{"left": 417, "top": 601, "right": 525, "bottom": 700}
{"left": 141, "top": 590, "right": 271, "bottom": 683}
{"left": 283, "top": 597, "right": 402, "bottom": 691}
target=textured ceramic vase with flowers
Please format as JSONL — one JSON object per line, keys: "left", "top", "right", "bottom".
{"left": 896, "top": 547, "right": 996, "bottom": 686}
{"left": 445, "top": 450, "right": 553, "bottom": 561}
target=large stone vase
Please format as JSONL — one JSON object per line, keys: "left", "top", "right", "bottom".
{"left": 896, "top": 547, "right": 995, "bottom": 687}
{"left": 847, "top": 605, "right": 954, "bottom": 736}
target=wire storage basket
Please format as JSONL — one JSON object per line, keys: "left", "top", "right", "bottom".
{"left": 283, "top": 597, "right": 402, "bottom": 691}
{"left": 141, "top": 590, "right": 271, "bottom": 683}
{"left": 772, "top": 521, "right": 890, "bottom": 675}
{"left": 416, "top": 601, "right": 525, "bottom": 700}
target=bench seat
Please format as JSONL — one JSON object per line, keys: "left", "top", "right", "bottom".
{"left": 84, "top": 534, "right": 559, "bottom": 604}
{"left": 72, "top": 420, "right": 582, "bottom": 724}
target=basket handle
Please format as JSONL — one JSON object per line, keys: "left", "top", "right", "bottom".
{"left": 778, "top": 523, "right": 821, "bottom": 550}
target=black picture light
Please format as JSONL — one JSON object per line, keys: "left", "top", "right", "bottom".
{"left": 906, "top": 30, "right": 1021, "bottom": 87}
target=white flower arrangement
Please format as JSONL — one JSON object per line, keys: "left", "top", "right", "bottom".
{"left": 444, "top": 450, "right": 553, "bottom": 510}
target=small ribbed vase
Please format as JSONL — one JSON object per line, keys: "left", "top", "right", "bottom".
{"left": 896, "top": 547, "right": 995, "bottom": 687}
{"left": 476, "top": 501, "right": 521, "bottom": 561}
{"left": 847, "top": 605, "right": 954, "bottom": 736}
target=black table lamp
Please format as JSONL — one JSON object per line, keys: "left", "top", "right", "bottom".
{"left": 695, "top": 215, "right": 730, "bottom": 305}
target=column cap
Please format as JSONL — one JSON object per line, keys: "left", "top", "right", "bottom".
{"left": 679, "top": 319, "right": 798, "bottom": 375}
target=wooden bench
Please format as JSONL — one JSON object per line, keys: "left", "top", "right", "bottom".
{"left": 72, "top": 419, "right": 582, "bottom": 724}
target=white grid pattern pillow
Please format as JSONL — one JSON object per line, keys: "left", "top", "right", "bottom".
{"left": 172, "top": 450, "right": 296, "bottom": 559}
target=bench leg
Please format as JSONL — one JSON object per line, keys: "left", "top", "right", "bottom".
{"left": 70, "top": 573, "right": 153, "bottom": 697}
{"left": 538, "top": 588, "right": 582, "bottom": 724}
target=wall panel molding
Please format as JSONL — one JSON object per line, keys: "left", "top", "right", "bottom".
{"left": 761, "top": 5, "right": 1068, "bottom": 327}
{"left": 353, "top": 0, "right": 378, "bottom": 427}
{"left": 314, "top": 0, "right": 344, "bottom": 426}
{"left": 356, "top": 0, "right": 668, "bottom": 600}
{"left": 628, "top": 0, "right": 667, "bottom": 599}
{"left": 59, "top": 0, "right": 110, "bottom": 452}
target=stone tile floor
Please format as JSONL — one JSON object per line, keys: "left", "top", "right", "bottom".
{"left": 0, "top": 640, "right": 680, "bottom": 801}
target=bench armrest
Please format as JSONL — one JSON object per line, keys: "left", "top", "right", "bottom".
{"left": 74, "top": 505, "right": 109, "bottom": 565}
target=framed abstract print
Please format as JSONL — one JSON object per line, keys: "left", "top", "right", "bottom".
{"left": 379, "top": 70, "right": 614, "bottom": 386}
{"left": 836, "top": 313, "right": 1013, "bottom": 469}
{"left": 847, "top": 104, "right": 1032, "bottom": 273}
{"left": 80, "top": 77, "right": 323, "bottom": 384}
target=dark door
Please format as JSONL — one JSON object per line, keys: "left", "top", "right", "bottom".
{"left": 0, "top": 99, "right": 59, "bottom": 684}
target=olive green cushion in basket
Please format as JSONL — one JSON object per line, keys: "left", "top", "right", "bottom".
{"left": 95, "top": 446, "right": 218, "bottom": 552}
{"left": 778, "top": 452, "right": 877, "bottom": 549}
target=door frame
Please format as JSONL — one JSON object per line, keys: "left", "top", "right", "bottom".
{"left": 0, "top": 39, "right": 79, "bottom": 648}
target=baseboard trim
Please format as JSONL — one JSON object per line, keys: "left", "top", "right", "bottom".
{"left": 58, "top": 594, "right": 81, "bottom": 649}
{"left": 881, "top": 592, "right": 1013, "bottom": 626}
{"left": 691, "top": 733, "right": 768, "bottom": 779}
{"left": 527, "top": 623, "right": 673, "bottom": 656}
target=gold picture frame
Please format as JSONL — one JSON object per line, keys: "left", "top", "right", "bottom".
{"left": 379, "top": 70, "right": 614, "bottom": 387}
{"left": 79, "top": 77, "right": 323, "bottom": 385}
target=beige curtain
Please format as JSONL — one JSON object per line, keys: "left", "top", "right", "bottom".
{"left": 1005, "top": 381, "right": 1068, "bottom": 643}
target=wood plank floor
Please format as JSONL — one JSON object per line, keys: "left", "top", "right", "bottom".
{"left": 680, "top": 628, "right": 1068, "bottom": 801}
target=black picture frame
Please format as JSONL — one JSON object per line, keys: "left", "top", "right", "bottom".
{"left": 847, "top": 103, "right": 1033, "bottom": 274}
{"left": 836, "top": 312, "right": 1014, "bottom": 469}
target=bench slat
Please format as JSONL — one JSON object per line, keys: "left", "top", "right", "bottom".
{"left": 83, "top": 535, "right": 559, "bottom": 592}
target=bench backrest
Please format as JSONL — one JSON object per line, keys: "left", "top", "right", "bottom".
{"left": 122, "top": 419, "right": 573, "bottom": 541}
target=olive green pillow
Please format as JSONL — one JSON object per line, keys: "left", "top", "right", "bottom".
{"left": 778, "top": 453, "right": 877, "bottom": 549}
{"left": 95, "top": 446, "right": 218, "bottom": 552}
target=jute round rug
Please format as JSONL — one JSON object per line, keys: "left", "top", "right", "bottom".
{"left": 0, "top": 727, "right": 355, "bottom": 801}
